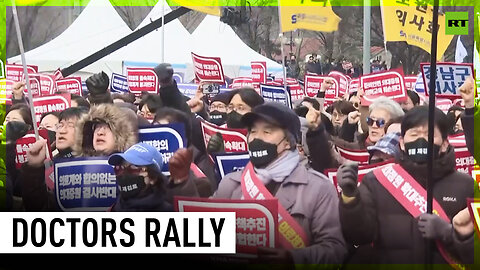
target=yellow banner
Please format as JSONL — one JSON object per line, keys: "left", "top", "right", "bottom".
{"left": 381, "top": 4, "right": 454, "bottom": 59}
{"left": 279, "top": 5, "right": 341, "bottom": 32}
{"left": 170, "top": 0, "right": 221, "bottom": 16}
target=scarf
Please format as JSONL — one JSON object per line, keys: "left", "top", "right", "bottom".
{"left": 254, "top": 149, "right": 300, "bottom": 185}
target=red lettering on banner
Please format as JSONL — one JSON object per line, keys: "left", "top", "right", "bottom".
{"left": 126, "top": 68, "right": 158, "bottom": 95}
{"left": 360, "top": 68, "right": 407, "bottom": 105}
{"left": 191, "top": 52, "right": 225, "bottom": 83}
{"left": 200, "top": 120, "right": 248, "bottom": 153}
{"left": 55, "top": 77, "right": 82, "bottom": 96}
{"left": 5, "top": 64, "right": 38, "bottom": 82}
{"left": 32, "top": 94, "right": 71, "bottom": 125}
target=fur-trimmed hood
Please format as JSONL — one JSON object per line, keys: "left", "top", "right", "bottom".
{"left": 73, "top": 104, "right": 138, "bottom": 157}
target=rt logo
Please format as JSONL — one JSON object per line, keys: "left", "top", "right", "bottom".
{"left": 445, "top": 12, "right": 468, "bottom": 35}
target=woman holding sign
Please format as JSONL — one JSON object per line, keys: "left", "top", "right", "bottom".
{"left": 213, "top": 102, "right": 348, "bottom": 265}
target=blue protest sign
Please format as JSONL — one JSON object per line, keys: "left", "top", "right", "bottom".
{"left": 110, "top": 73, "right": 130, "bottom": 93}
{"left": 173, "top": 72, "right": 184, "bottom": 84}
{"left": 138, "top": 123, "right": 187, "bottom": 176}
{"left": 260, "top": 84, "right": 292, "bottom": 108}
{"left": 421, "top": 62, "right": 474, "bottom": 97}
{"left": 177, "top": 83, "right": 198, "bottom": 99}
{"left": 212, "top": 152, "right": 250, "bottom": 183}
{"left": 54, "top": 157, "right": 117, "bottom": 211}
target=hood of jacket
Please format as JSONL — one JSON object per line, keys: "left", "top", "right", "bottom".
{"left": 73, "top": 104, "right": 138, "bottom": 157}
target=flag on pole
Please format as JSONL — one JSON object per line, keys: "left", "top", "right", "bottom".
{"left": 169, "top": 0, "right": 221, "bottom": 16}
{"left": 455, "top": 36, "right": 468, "bottom": 63}
{"left": 380, "top": 0, "right": 454, "bottom": 59}
{"left": 278, "top": 0, "right": 340, "bottom": 32}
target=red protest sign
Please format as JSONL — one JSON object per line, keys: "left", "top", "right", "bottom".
{"left": 53, "top": 68, "right": 64, "bottom": 80}
{"left": 325, "top": 160, "right": 394, "bottom": 194}
{"left": 251, "top": 61, "right": 267, "bottom": 84}
{"left": 5, "top": 63, "right": 38, "bottom": 82}
{"left": 26, "top": 75, "right": 41, "bottom": 97}
{"left": 192, "top": 52, "right": 225, "bottom": 84}
{"left": 15, "top": 129, "right": 52, "bottom": 169}
{"left": 127, "top": 67, "right": 159, "bottom": 95}
{"left": 348, "top": 78, "right": 359, "bottom": 94}
{"left": 304, "top": 75, "right": 338, "bottom": 106}
{"left": 448, "top": 133, "right": 467, "bottom": 148}
{"left": 453, "top": 147, "right": 475, "bottom": 176}
{"left": 38, "top": 74, "right": 56, "bottom": 96}
{"left": 55, "top": 77, "right": 82, "bottom": 96}
{"left": 32, "top": 94, "right": 71, "bottom": 125}
{"left": 335, "top": 145, "right": 370, "bottom": 165}
{"left": 200, "top": 120, "right": 248, "bottom": 153}
{"left": 328, "top": 71, "right": 349, "bottom": 97}
{"left": 174, "top": 196, "right": 278, "bottom": 255}
{"left": 360, "top": 68, "right": 407, "bottom": 105}
{"left": 435, "top": 98, "right": 453, "bottom": 114}
{"left": 288, "top": 83, "right": 304, "bottom": 101}
{"left": 0, "top": 79, "right": 14, "bottom": 105}
{"left": 231, "top": 77, "right": 253, "bottom": 89}
{"left": 404, "top": 75, "right": 418, "bottom": 91}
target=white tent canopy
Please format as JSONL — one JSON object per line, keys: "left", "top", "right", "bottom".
{"left": 105, "top": 0, "right": 195, "bottom": 81}
{"left": 190, "top": 15, "right": 284, "bottom": 79}
{"left": 8, "top": 0, "right": 132, "bottom": 79}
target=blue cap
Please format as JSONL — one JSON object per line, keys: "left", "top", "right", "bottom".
{"left": 367, "top": 132, "right": 401, "bottom": 157}
{"left": 108, "top": 143, "right": 163, "bottom": 172}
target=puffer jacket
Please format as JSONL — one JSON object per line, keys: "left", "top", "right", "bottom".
{"left": 339, "top": 146, "right": 476, "bottom": 267}
{"left": 73, "top": 104, "right": 138, "bottom": 156}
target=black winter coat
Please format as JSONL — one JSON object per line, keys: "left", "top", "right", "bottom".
{"left": 339, "top": 146, "right": 476, "bottom": 266}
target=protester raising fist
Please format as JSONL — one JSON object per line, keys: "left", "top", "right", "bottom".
{"left": 169, "top": 148, "right": 193, "bottom": 185}
{"left": 304, "top": 101, "right": 321, "bottom": 130}
{"left": 458, "top": 76, "right": 475, "bottom": 109}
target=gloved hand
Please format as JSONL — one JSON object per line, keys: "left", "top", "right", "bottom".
{"left": 337, "top": 162, "right": 359, "bottom": 197}
{"left": 86, "top": 71, "right": 111, "bottom": 104}
{"left": 418, "top": 213, "right": 453, "bottom": 243}
{"left": 86, "top": 71, "right": 109, "bottom": 94}
{"left": 169, "top": 148, "right": 193, "bottom": 185}
{"left": 207, "top": 132, "right": 224, "bottom": 153}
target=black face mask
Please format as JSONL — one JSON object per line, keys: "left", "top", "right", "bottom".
{"left": 248, "top": 138, "right": 285, "bottom": 168}
{"left": 116, "top": 174, "right": 146, "bottom": 199}
{"left": 226, "top": 111, "right": 245, "bottom": 129}
{"left": 209, "top": 111, "right": 227, "bottom": 126}
{"left": 5, "top": 121, "right": 30, "bottom": 143}
{"left": 404, "top": 138, "right": 441, "bottom": 164}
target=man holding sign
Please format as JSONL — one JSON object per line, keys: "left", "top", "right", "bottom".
{"left": 213, "top": 102, "right": 347, "bottom": 264}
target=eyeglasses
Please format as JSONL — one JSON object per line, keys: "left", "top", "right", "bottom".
{"left": 227, "top": 104, "right": 249, "bottom": 114}
{"left": 366, "top": 117, "right": 386, "bottom": 128}
{"left": 114, "top": 164, "right": 144, "bottom": 175}
{"left": 210, "top": 104, "right": 227, "bottom": 111}
{"left": 56, "top": 121, "right": 75, "bottom": 130}
{"left": 332, "top": 111, "right": 345, "bottom": 120}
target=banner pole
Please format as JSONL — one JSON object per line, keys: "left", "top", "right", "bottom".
{"left": 426, "top": 0, "right": 440, "bottom": 268}
{"left": 277, "top": 6, "right": 288, "bottom": 96}
{"left": 11, "top": 0, "right": 39, "bottom": 140}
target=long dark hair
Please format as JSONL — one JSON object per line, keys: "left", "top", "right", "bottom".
{"left": 6, "top": 103, "right": 33, "bottom": 129}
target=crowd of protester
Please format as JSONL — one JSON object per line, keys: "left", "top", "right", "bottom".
{"left": 1, "top": 62, "right": 478, "bottom": 267}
